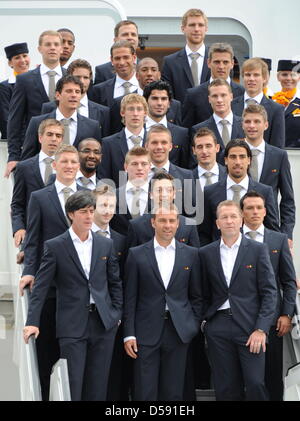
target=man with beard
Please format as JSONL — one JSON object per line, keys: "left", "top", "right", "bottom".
{"left": 76, "top": 138, "right": 102, "bottom": 189}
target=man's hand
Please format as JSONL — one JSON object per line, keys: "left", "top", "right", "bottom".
{"left": 4, "top": 161, "right": 18, "bottom": 178}
{"left": 124, "top": 339, "right": 138, "bottom": 359}
{"left": 16, "top": 251, "right": 25, "bottom": 264}
{"left": 23, "top": 326, "right": 39, "bottom": 344}
{"left": 276, "top": 315, "right": 292, "bottom": 337}
{"left": 246, "top": 330, "right": 266, "bottom": 353}
{"left": 19, "top": 275, "right": 35, "bottom": 296}
{"left": 14, "top": 229, "right": 26, "bottom": 247}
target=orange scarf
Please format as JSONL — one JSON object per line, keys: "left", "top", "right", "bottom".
{"left": 272, "top": 88, "right": 296, "bottom": 106}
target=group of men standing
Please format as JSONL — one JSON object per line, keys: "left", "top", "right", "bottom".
{"left": 1, "top": 7, "right": 298, "bottom": 402}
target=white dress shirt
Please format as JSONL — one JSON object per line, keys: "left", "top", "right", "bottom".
{"left": 78, "top": 94, "right": 89, "bottom": 118}
{"left": 56, "top": 108, "right": 77, "bottom": 145}
{"left": 185, "top": 44, "right": 206, "bottom": 84}
{"left": 226, "top": 175, "right": 249, "bottom": 200}
{"left": 145, "top": 115, "right": 168, "bottom": 130}
{"left": 76, "top": 170, "right": 97, "bottom": 190}
{"left": 218, "top": 233, "right": 242, "bottom": 310}
{"left": 124, "top": 127, "right": 145, "bottom": 150}
{"left": 243, "top": 224, "right": 264, "bottom": 243}
{"left": 55, "top": 179, "right": 77, "bottom": 214}
{"left": 40, "top": 63, "right": 62, "bottom": 97}
{"left": 197, "top": 162, "right": 219, "bottom": 190}
{"left": 91, "top": 222, "right": 111, "bottom": 238}
{"left": 244, "top": 92, "right": 264, "bottom": 108}
{"left": 213, "top": 111, "right": 234, "bottom": 140}
{"left": 125, "top": 180, "right": 149, "bottom": 216}
{"left": 69, "top": 226, "right": 95, "bottom": 303}
{"left": 114, "top": 73, "right": 139, "bottom": 98}
{"left": 38, "top": 150, "right": 55, "bottom": 184}
{"left": 245, "top": 139, "right": 266, "bottom": 181}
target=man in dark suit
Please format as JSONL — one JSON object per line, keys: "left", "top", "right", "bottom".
{"left": 6, "top": 30, "right": 65, "bottom": 176}
{"left": 41, "top": 59, "right": 110, "bottom": 137}
{"left": 109, "top": 58, "right": 183, "bottom": 134}
{"left": 76, "top": 138, "right": 102, "bottom": 189}
{"left": 182, "top": 42, "right": 244, "bottom": 128}
{"left": 200, "top": 199, "right": 277, "bottom": 400}
{"left": 285, "top": 97, "right": 300, "bottom": 147}
{"left": 99, "top": 94, "right": 148, "bottom": 187}
{"left": 21, "top": 75, "right": 101, "bottom": 160}
{"left": 241, "top": 191, "right": 297, "bottom": 401}
{"left": 144, "top": 80, "right": 189, "bottom": 168}
{"left": 124, "top": 204, "right": 202, "bottom": 400}
{"left": 162, "top": 8, "right": 210, "bottom": 103}
{"left": 127, "top": 171, "right": 200, "bottom": 248}
{"left": 94, "top": 20, "right": 139, "bottom": 84}
{"left": 145, "top": 124, "right": 196, "bottom": 219}
{"left": 231, "top": 58, "right": 285, "bottom": 148}
{"left": 199, "top": 139, "right": 280, "bottom": 245}
{"left": 0, "top": 42, "right": 30, "bottom": 139}
{"left": 242, "top": 104, "right": 295, "bottom": 243}
{"left": 19, "top": 144, "right": 82, "bottom": 400}
{"left": 11, "top": 119, "right": 64, "bottom": 248}
{"left": 190, "top": 79, "right": 244, "bottom": 166}
{"left": 110, "top": 146, "right": 151, "bottom": 236}
{"left": 92, "top": 40, "right": 139, "bottom": 108}
{"left": 24, "top": 190, "right": 122, "bottom": 401}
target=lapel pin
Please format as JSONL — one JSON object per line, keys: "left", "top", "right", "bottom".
{"left": 180, "top": 238, "right": 187, "bottom": 243}
{"left": 271, "top": 169, "right": 277, "bottom": 173}
{"left": 101, "top": 256, "right": 107, "bottom": 260}
{"left": 246, "top": 265, "right": 253, "bottom": 269}
{"left": 272, "top": 250, "right": 278, "bottom": 254}
{"left": 184, "top": 266, "right": 190, "bottom": 270}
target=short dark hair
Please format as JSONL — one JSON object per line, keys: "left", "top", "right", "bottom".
{"left": 57, "top": 28, "right": 75, "bottom": 42}
{"left": 240, "top": 190, "right": 266, "bottom": 210}
{"left": 145, "top": 124, "right": 172, "bottom": 145}
{"left": 143, "top": 80, "right": 173, "bottom": 101}
{"left": 56, "top": 74, "right": 84, "bottom": 94}
{"left": 67, "top": 59, "right": 92, "bottom": 79}
{"left": 151, "top": 171, "right": 174, "bottom": 192}
{"left": 192, "top": 127, "right": 218, "bottom": 146}
{"left": 224, "top": 139, "right": 252, "bottom": 159}
{"left": 208, "top": 78, "right": 232, "bottom": 95}
{"left": 114, "top": 20, "right": 138, "bottom": 38}
{"left": 65, "top": 190, "right": 96, "bottom": 223}
{"left": 78, "top": 138, "right": 101, "bottom": 152}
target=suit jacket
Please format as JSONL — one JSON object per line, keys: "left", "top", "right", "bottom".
{"left": 94, "top": 62, "right": 115, "bottom": 85}
{"left": 123, "top": 240, "right": 202, "bottom": 345}
{"left": 263, "top": 228, "right": 297, "bottom": 324}
{"left": 161, "top": 47, "right": 210, "bottom": 103}
{"left": 127, "top": 214, "right": 200, "bottom": 248}
{"left": 0, "top": 79, "right": 14, "bottom": 139}
{"left": 182, "top": 80, "right": 244, "bottom": 128}
{"left": 259, "top": 143, "right": 295, "bottom": 239}
{"left": 198, "top": 177, "right": 280, "bottom": 245}
{"left": 22, "top": 183, "right": 84, "bottom": 277}
{"left": 7, "top": 66, "right": 66, "bottom": 161}
{"left": 199, "top": 235, "right": 277, "bottom": 335}
{"left": 11, "top": 155, "right": 49, "bottom": 234}
{"left": 92, "top": 77, "right": 116, "bottom": 107}
{"left": 110, "top": 228, "right": 127, "bottom": 278}
{"left": 284, "top": 97, "right": 300, "bottom": 147}
{"left": 26, "top": 230, "right": 122, "bottom": 337}
{"left": 41, "top": 99, "right": 111, "bottom": 137}
{"left": 190, "top": 114, "right": 245, "bottom": 167}
{"left": 231, "top": 95, "right": 285, "bottom": 148}
{"left": 168, "top": 162, "right": 196, "bottom": 218}
{"left": 21, "top": 111, "right": 102, "bottom": 160}
{"left": 109, "top": 96, "right": 183, "bottom": 135}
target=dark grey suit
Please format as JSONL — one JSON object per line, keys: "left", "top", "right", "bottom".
{"left": 94, "top": 62, "right": 115, "bottom": 84}
{"left": 0, "top": 79, "right": 14, "bottom": 139}
{"left": 92, "top": 77, "right": 116, "bottom": 107}
{"left": 284, "top": 97, "right": 300, "bottom": 147}
{"left": 26, "top": 230, "right": 122, "bottom": 400}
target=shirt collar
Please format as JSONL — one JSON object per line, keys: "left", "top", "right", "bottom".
{"left": 56, "top": 108, "right": 78, "bottom": 122}
{"left": 76, "top": 170, "right": 97, "bottom": 185}
{"left": 185, "top": 43, "right": 206, "bottom": 58}
{"left": 115, "top": 73, "right": 139, "bottom": 88}
{"left": 146, "top": 115, "right": 168, "bottom": 129}
{"left": 154, "top": 237, "right": 176, "bottom": 251}
{"left": 55, "top": 179, "right": 77, "bottom": 194}
{"left": 213, "top": 111, "right": 233, "bottom": 125}
{"left": 91, "top": 222, "right": 110, "bottom": 235}
{"left": 244, "top": 92, "right": 264, "bottom": 104}
{"left": 245, "top": 139, "right": 265, "bottom": 154}
{"left": 126, "top": 180, "right": 149, "bottom": 193}
{"left": 220, "top": 233, "right": 242, "bottom": 249}
{"left": 40, "top": 63, "right": 62, "bottom": 77}
{"left": 69, "top": 226, "right": 93, "bottom": 244}
{"left": 227, "top": 174, "right": 249, "bottom": 191}
{"left": 243, "top": 224, "right": 265, "bottom": 237}
{"left": 39, "top": 150, "right": 54, "bottom": 163}
{"left": 198, "top": 162, "right": 219, "bottom": 177}
{"left": 125, "top": 127, "right": 145, "bottom": 141}
{"left": 151, "top": 160, "right": 170, "bottom": 173}
{"left": 210, "top": 76, "right": 231, "bottom": 85}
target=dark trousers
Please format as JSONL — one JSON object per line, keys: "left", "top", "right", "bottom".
{"left": 36, "top": 297, "right": 60, "bottom": 401}
{"left": 265, "top": 325, "right": 283, "bottom": 401}
{"left": 205, "top": 312, "right": 269, "bottom": 401}
{"left": 59, "top": 310, "right": 117, "bottom": 401}
{"left": 133, "top": 316, "right": 189, "bottom": 401}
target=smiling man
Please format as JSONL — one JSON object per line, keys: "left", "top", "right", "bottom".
{"left": 57, "top": 28, "right": 75, "bottom": 67}
{"left": 76, "top": 138, "right": 102, "bottom": 189}
{"left": 21, "top": 75, "right": 102, "bottom": 159}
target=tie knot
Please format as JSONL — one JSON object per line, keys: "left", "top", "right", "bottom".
{"left": 80, "top": 176, "right": 91, "bottom": 186}
{"left": 47, "top": 70, "right": 56, "bottom": 77}
{"left": 220, "top": 119, "right": 229, "bottom": 126}
{"left": 231, "top": 184, "right": 242, "bottom": 193}
{"left": 248, "top": 231, "right": 258, "bottom": 240}
{"left": 97, "top": 230, "right": 108, "bottom": 237}
{"left": 131, "top": 186, "right": 141, "bottom": 194}
{"left": 204, "top": 172, "right": 214, "bottom": 179}
{"left": 44, "top": 157, "right": 54, "bottom": 165}
{"left": 251, "top": 149, "right": 260, "bottom": 157}
{"left": 61, "top": 118, "right": 71, "bottom": 127}
{"left": 130, "top": 135, "right": 142, "bottom": 146}
{"left": 190, "top": 53, "right": 200, "bottom": 61}
{"left": 62, "top": 187, "right": 72, "bottom": 194}
{"left": 246, "top": 98, "right": 257, "bottom": 106}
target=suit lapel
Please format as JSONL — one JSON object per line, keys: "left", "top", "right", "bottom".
{"left": 209, "top": 117, "right": 224, "bottom": 147}
{"left": 230, "top": 237, "right": 248, "bottom": 286}
{"left": 33, "top": 67, "right": 49, "bottom": 101}
{"left": 119, "top": 130, "right": 129, "bottom": 158}
{"left": 167, "top": 242, "right": 184, "bottom": 289}
{"left": 214, "top": 241, "right": 228, "bottom": 288}
{"left": 233, "top": 97, "right": 244, "bottom": 116}
{"left": 200, "top": 47, "right": 210, "bottom": 83}
{"left": 74, "top": 113, "right": 83, "bottom": 146}
{"left": 106, "top": 78, "right": 115, "bottom": 107}
{"left": 231, "top": 116, "right": 240, "bottom": 139}
{"left": 260, "top": 143, "right": 271, "bottom": 181}
{"left": 90, "top": 233, "right": 100, "bottom": 277}
{"left": 63, "top": 232, "right": 88, "bottom": 279}
{"left": 32, "top": 155, "right": 45, "bottom": 187}
{"left": 144, "top": 241, "right": 165, "bottom": 288}
{"left": 179, "top": 49, "right": 194, "bottom": 87}
{"left": 48, "top": 185, "right": 69, "bottom": 227}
